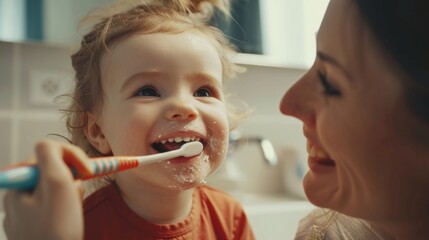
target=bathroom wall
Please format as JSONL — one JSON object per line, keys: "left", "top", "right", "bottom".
{"left": 0, "top": 40, "right": 309, "bottom": 208}
{"left": 222, "top": 63, "right": 308, "bottom": 196}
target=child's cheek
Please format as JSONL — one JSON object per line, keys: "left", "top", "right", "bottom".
{"left": 206, "top": 127, "right": 229, "bottom": 169}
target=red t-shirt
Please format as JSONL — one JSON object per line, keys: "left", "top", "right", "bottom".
{"left": 84, "top": 183, "right": 255, "bottom": 240}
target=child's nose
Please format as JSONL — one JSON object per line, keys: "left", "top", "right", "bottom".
{"left": 165, "top": 100, "right": 199, "bottom": 121}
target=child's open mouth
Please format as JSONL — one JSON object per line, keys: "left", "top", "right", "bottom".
{"left": 151, "top": 136, "right": 206, "bottom": 153}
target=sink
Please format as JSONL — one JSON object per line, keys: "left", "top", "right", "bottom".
{"left": 237, "top": 193, "right": 315, "bottom": 239}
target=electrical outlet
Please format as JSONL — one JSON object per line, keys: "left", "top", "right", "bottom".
{"left": 28, "top": 70, "right": 73, "bottom": 106}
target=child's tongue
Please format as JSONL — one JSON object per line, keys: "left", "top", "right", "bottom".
{"left": 153, "top": 142, "right": 184, "bottom": 153}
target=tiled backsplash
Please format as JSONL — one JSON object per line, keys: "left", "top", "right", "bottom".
{"left": 0, "top": 43, "right": 13, "bottom": 110}
{"left": 0, "top": 41, "right": 73, "bottom": 166}
{"left": 0, "top": 40, "right": 309, "bottom": 201}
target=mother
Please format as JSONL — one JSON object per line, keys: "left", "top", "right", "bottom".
{"left": 284, "top": 0, "right": 429, "bottom": 239}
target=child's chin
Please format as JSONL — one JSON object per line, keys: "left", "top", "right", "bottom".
{"left": 166, "top": 177, "right": 208, "bottom": 191}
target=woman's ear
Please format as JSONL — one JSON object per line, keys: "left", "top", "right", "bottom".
{"left": 84, "top": 113, "right": 111, "bottom": 154}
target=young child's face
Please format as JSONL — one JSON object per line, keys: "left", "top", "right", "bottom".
{"left": 92, "top": 32, "right": 229, "bottom": 190}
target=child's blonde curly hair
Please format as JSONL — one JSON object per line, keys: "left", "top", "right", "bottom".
{"left": 65, "top": 0, "right": 248, "bottom": 158}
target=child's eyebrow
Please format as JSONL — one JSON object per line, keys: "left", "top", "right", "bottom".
{"left": 187, "top": 73, "right": 222, "bottom": 88}
{"left": 120, "top": 70, "right": 162, "bottom": 92}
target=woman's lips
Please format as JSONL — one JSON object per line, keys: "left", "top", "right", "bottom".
{"left": 306, "top": 140, "right": 336, "bottom": 174}
{"left": 308, "top": 156, "right": 335, "bottom": 173}
{"left": 308, "top": 156, "right": 336, "bottom": 174}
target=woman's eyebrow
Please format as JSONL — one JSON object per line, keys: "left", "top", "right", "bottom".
{"left": 317, "top": 51, "right": 354, "bottom": 82}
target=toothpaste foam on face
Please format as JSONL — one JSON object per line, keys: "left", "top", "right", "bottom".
{"left": 163, "top": 154, "right": 212, "bottom": 190}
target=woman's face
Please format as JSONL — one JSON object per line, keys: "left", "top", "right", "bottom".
{"left": 280, "top": 0, "right": 429, "bottom": 221}
{"left": 87, "top": 32, "right": 229, "bottom": 192}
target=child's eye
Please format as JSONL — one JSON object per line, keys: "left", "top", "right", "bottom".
{"left": 317, "top": 71, "right": 341, "bottom": 97}
{"left": 194, "top": 87, "right": 212, "bottom": 97}
{"left": 135, "top": 85, "right": 160, "bottom": 97}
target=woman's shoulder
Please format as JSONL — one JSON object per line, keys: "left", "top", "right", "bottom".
{"left": 295, "top": 208, "right": 387, "bottom": 240}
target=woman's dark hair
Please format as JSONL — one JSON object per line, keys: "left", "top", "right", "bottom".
{"left": 355, "top": 0, "right": 429, "bottom": 121}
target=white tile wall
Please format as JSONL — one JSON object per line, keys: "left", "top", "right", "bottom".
{"left": 0, "top": 42, "right": 13, "bottom": 110}
{"left": 0, "top": 119, "right": 12, "bottom": 169}
{"left": 219, "top": 64, "right": 309, "bottom": 195}
{"left": 0, "top": 41, "right": 73, "bottom": 165}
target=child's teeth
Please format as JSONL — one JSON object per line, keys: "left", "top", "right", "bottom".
{"left": 159, "top": 136, "right": 201, "bottom": 144}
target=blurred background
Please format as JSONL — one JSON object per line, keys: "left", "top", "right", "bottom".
{"left": 0, "top": 0, "right": 328, "bottom": 239}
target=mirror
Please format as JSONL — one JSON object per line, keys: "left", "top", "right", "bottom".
{"left": 0, "top": 0, "right": 328, "bottom": 68}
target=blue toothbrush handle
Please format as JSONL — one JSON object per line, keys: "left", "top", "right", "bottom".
{"left": 0, "top": 165, "right": 40, "bottom": 189}
{"left": 0, "top": 164, "right": 83, "bottom": 190}
{"left": 0, "top": 164, "right": 89, "bottom": 190}
{"left": 0, "top": 158, "right": 138, "bottom": 189}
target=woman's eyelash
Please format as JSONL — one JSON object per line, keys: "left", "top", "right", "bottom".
{"left": 317, "top": 71, "right": 341, "bottom": 96}
{"left": 135, "top": 85, "right": 160, "bottom": 97}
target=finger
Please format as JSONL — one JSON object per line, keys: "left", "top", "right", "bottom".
{"left": 3, "top": 215, "right": 11, "bottom": 240}
{"left": 34, "top": 140, "right": 84, "bottom": 209}
{"left": 3, "top": 190, "right": 19, "bottom": 213}
{"left": 3, "top": 190, "right": 12, "bottom": 211}
{"left": 61, "top": 143, "right": 93, "bottom": 177}
{"left": 35, "top": 140, "right": 75, "bottom": 186}
{"left": 75, "top": 180, "right": 86, "bottom": 200}
{"left": 3, "top": 190, "right": 18, "bottom": 239}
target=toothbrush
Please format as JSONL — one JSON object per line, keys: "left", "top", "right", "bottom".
{"left": 0, "top": 141, "right": 203, "bottom": 190}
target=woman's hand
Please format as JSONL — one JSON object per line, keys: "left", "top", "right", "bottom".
{"left": 3, "top": 140, "right": 92, "bottom": 240}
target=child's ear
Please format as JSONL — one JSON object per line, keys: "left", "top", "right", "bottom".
{"left": 84, "top": 113, "right": 111, "bottom": 154}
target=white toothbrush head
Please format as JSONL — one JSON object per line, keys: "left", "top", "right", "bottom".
{"left": 180, "top": 141, "right": 204, "bottom": 157}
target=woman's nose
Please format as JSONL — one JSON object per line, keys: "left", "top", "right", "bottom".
{"left": 165, "top": 100, "right": 199, "bottom": 121}
{"left": 279, "top": 73, "right": 316, "bottom": 127}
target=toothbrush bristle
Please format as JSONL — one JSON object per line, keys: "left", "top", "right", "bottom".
{"left": 181, "top": 142, "right": 204, "bottom": 157}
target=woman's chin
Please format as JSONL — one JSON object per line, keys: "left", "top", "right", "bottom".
{"left": 303, "top": 172, "right": 339, "bottom": 208}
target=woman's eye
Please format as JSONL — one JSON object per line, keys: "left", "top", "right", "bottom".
{"left": 317, "top": 71, "right": 341, "bottom": 97}
{"left": 194, "top": 87, "right": 212, "bottom": 97}
{"left": 136, "top": 86, "right": 160, "bottom": 97}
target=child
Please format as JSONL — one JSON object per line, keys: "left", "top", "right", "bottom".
{"left": 65, "top": 0, "right": 254, "bottom": 239}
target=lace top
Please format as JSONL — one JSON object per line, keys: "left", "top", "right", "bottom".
{"left": 294, "top": 208, "right": 392, "bottom": 240}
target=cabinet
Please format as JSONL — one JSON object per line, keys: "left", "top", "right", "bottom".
{"left": 259, "top": 0, "right": 329, "bottom": 68}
